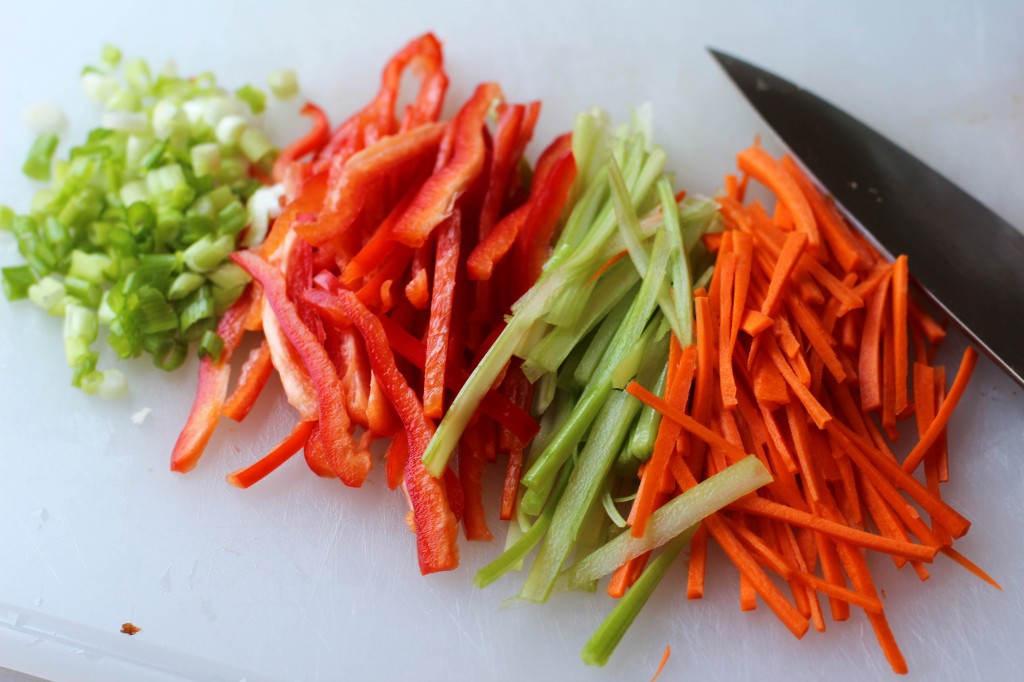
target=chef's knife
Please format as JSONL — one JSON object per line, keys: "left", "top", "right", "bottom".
{"left": 709, "top": 49, "right": 1024, "bottom": 388}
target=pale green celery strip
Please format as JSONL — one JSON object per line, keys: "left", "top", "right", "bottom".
{"left": 474, "top": 460, "right": 574, "bottom": 589}
{"left": 573, "top": 293, "right": 633, "bottom": 387}
{"left": 580, "top": 530, "right": 693, "bottom": 667}
{"left": 520, "top": 391, "right": 576, "bottom": 516}
{"left": 555, "top": 338, "right": 592, "bottom": 392}
{"left": 522, "top": 259, "right": 639, "bottom": 380}
{"left": 658, "top": 177, "right": 694, "bottom": 346}
{"left": 601, "top": 484, "right": 628, "bottom": 529}
{"left": 692, "top": 264, "right": 714, "bottom": 293}
{"left": 531, "top": 371, "right": 558, "bottom": 415}
{"left": 564, "top": 147, "right": 667, "bottom": 280}
{"left": 607, "top": 159, "right": 683, "bottom": 342}
{"left": 522, "top": 230, "right": 669, "bottom": 493}
{"left": 627, "top": 361, "right": 668, "bottom": 461}
{"left": 609, "top": 314, "right": 664, "bottom": 390}
{"left": 519, "top": 388, "right": 643, "bottom": 603}
{"left": 569, "top": 456, "right": 771, "bottom": 584}
{"left": 680, "top": 196, "right": 722, "bottom": 254}
{"left": 574, "top": 493, "right": 614, "bottom": 593}
{"left": 556, "top": 167, "right": 608, "bottom": 253}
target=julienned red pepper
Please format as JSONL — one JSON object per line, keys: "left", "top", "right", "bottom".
{"left": 466, "top": 133, "right": 574, "bottom": 282}
{"left": 516, "top": 135, "right": 576, "bottom": 296}
{"left": 298, "top": 122, "right": 447, "bottom": 247}
{"left": 423, "top": 211, "right": 461, "bottom": 419}
{"left": 304, "top": 287, "right": 540, "bottom": 445}
{"left": 333, "top": 288, "right": 460, "bottom": 574}
{"left": 313, "top": 33, "right": 447, "bottom": 174}
{"left": 233, "top": 250, "right": 371, "bottom": 488}
{"left": 221, "top": 339, "right": 273, "bottom": 422}
{"left": 226, "top": 420, "right": 316, "bottom": 489}
{"left": 171, "top": 284, "right": 259, "bottom": 473}
{"left": 273, "top": 102, "right": 331, "bottom": 183}
{"left": 459, "top": 420, "right": 493, "bottom": 540}
{"left": 391, "top": 82, "right": 504, "bottom": 248}
{"left": 478, "top": 104, "right": 525, "bottom": 240}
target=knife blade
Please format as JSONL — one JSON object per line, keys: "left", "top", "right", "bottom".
{"left": 709, "top": 48, "right": 1024, "bottom": 387}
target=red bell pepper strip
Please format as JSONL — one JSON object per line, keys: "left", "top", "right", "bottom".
{"left": 385, "top": 432, "right": 408, "bottom": 491}
{"left": 325, "top": 325, "right": 371, "bottom": 429}
{"left": 298, "top": 122, "right": 447, "bottom": 247}
{"left": 423, "top": 211, "right": 461, "bottom": 419}
{"left": 221, "top": 339, "right": 273, "bottom": 422}
{"left": 479, "top": 104, "right": 525, "bottom": 239}
{"left": 368, "top": 373, "right": 402, "bottom": 438}
{"left": 459, "top": 421, "right": 494, "bottom": 540}
{"left": 356, "top": 246, "right": 413, "bottom": 309}
{"left": 261, "top": 172, "right": 328, "bottom": 261}
{"left": 262, "top": 297, "right": 319, "bottom": 420}
{"left": 342, "top": 187, "right": 417, "bottom": 285}
{"left": 273, "top": 102, "right": 331, "bottom": 183}
{"left": 516, "top": 135, "right": 576, "bottom": 295}
{"left": 226, "top": 420, "right": 316, "bottom": 489}
{"left": 303, "top": 423, "right": 334, "bottom": 478}
{"left": 170, "top": 284, "right": 259, "bottom": 473}
{"left": 501, "top": 441, "right": 524, "bottom": 521}
{"left": 314, "top": 33, "right": 446, "bottom": 173}
{"left": 332, "top": 288, "right": 460, "bottom": 574}
{"left": 233, "top": 250, "right": 371, "bottom": 488}
{"left": 466, "top": 206, "right": 526, "bottom": 280}
{"left": 392, "top": 83, "right": 504, "bottom": 248}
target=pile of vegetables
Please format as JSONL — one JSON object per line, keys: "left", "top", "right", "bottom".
{"left": 1, "top": 34, "right": 996, "bottom": 675}
{"left": 1, "top": 47, "right": 288, "bottom": 395}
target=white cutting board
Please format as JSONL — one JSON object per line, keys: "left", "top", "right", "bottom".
{"left": 1, "top": 1, "right": 1023, "bottom": 680}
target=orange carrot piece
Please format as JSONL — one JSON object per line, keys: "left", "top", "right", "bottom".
{"left": 730, "top": 232, "right": 754, "bottom": 349}
{"left": 881, "top": 316, "right": 898, "bottom": 440}
{"left": 902, "top": 347, "right": 977, "bottom": 474}
{"left": 718, "top": 252, "right": 739, "bottom": 409}
{"left": 935, "top": 366, "right": 949, "bottom": 482}
{"left": 891, "top": 255, "right": 910, "bottom": 415}
{"left": 859, "top": 268, "right": 892, "bottom": 412}
{"left": 752, "top": 350, "right": 789, "bottom": 406}
{"left": 500, "top": 442, "right": 523, "bottom": 521}
{"left": 608, "top": 553, "right": 650, "bottom": 598}
{"left": 780, "top": 155, "right": 864, "bottom": 271}
{"left": 226, "top": 420, "right": 315, "bottom": 488}
{"left": 939, "top": 547, "right": 1002, "bottom": 590}
{"left": 691, "top": 295, "right": 716, "bottom": 464}
{"left": 787, "top": 295, "right": 846, "bottom": 383}
{"left": 765, "top": 336, "right": 831, "bottom": 429}
{"left": 739, "top": 570, "right": 757, "bottom": 612}
{"left": 759, "top": 231, "right": 808, "bottom": 319}
{"left": 686, "top": 523, "right": 709, "bottom": 599}
{"left": 740, "top": 308, "right": 773, "bottom": 336}
{"left": 908, "top": 296, "right": 947, "bottom": 346}
{"left": 586, "top": 249, "right": 628, "bottom": 287}
{"left": 650, "top": 646, "right": 671, "bottom": 682}
{"left": 737, "top": 145, "right": 820, "bottom": 254}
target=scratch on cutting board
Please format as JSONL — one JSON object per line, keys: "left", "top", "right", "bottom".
{"left": 56, "top": 507, "right": 89, "bottom": 571}
{"left": 302, "top": 512, "right": 344, "bottom": 614}
{"left": 6, "top": 502, "right": 62, "bottom": 584}
{"left": 439, "top": 599, "right": 485, "bottom": 656}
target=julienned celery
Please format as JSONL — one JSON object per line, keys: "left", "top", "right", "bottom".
{"left": 519, "top": 388, "right": 643, "bottom": 603}
{"left": 569, "top": 456, "right": 772, "bottom": 585}
{"left": 2, "top": 47, "right": 286, "bottom": 394}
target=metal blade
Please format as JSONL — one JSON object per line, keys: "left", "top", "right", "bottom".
{"left": 709, "top": 48, "right": 1024, "bottom": 387}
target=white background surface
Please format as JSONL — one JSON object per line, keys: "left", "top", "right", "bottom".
{"left": 1, "top": 1, "right": 1023, "bottom": 681}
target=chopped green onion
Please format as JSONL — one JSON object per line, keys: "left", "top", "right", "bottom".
{"left": 28, "top": 276, "right": 68, "bottom": 315}
{"left": 217, "top": 200, "right": 248, "bottom": 235}
{"left": 63, "top": 303, "right": 99, "bottom": 366}
{"left": 239, "top": 127, "right": 274, "bottom": 164}
{"left": 190, "top": 143, "right": 221, "bottom": 178}
{"left": 267, "top": 69, "right": 299, "bottom": 100}
{"left": 198, "top": 329, "right": 225, "bottom": 360}
{"left": 183, "top": 234, "right": 235, "bottom": 273}
{"left": 235, "top": 84, "right": 266, "bottom": 114}
{"left": 215, "top": 115, "right": 247, "bottom": 146}
{"left": 101, "top": 44, "right": 122, "bottom": 68}
{"left": 23, "top": 133, "right": 59, "bottom": 181}
{"left": 178, "top": 285, "right": 214, "bottom": 331}
{"left": 206, "top": 261, "right": 249, "bottom": 290}
{"left": 2, "top": 265, "right": 38, "bottom": 300}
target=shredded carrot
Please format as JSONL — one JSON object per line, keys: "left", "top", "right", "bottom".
{"left": 902, "top": 347, "right": 978, "bottom": 474}
{"left": 649, "top": 646, "right": 671, "bottom": 682}
{"left": 686, "top": 523, "right": 708, "bottom": 599}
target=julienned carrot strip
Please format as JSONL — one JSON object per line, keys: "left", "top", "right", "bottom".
{"left": 881, "top": 317, "right": 898, "bottom": 440}
{"left": 739, "top": 569, "right": 757, "bottom": 612}
{"left": 891, "top": 255, "right": 910, "bottom": 415}
{"left": 759, "top": 231, "right": 808, "bottom": 319}
{"left": 423, "top": 212, "right": 461, "bottom": 419}
{"left": 586, "top": 250, "right": 628, "bottom": 287}
{"left": 939, "top": 547, "right": 1002, "bottom": 590}
{"left": 780, "top": 155, "right": 863, "bottom": 272}
{"left": 500, "top": 441, "right": 523, "bottom": 521}
{"left": 908, "top": 296, "right": 947, "bottom": 346}
{"left": 626, "top": 383, "right": 747, "bottom": 464}
{"left": 736, "top": 145, "right": 819, "bottom": 254}
{"left": 740, "top": 308, "right": 773, "bottom": 336}
{"left": 858, "top": 269, "right": 892, "bottom": 412}
{"left": 730, "top": 232, "right": 754, "bottom": 350}
{"left": 686, "top": 523, "right": 709, "bottom": 599}
{"left": 902, "top": 347, "right": 978, "bottom": 474}
{"left": 765, "top": 336, "right": 831, "bottom": 429}
{"left": 226, "top": 420, "right": 316, "bottom": 488}
{"left": 650, "top": 646, "right": 671, "bottom": 682}
{"left": 786, "top": 296, "right": 845, "bottom": 383}
{"left": 935, "top": 366, "right": 950, "bottom": 482}
{"left": 690, "top": 296, "right": 716, "bottom": 466}
{"left": 717, "top": 252, "right": 739, "bottom": 409}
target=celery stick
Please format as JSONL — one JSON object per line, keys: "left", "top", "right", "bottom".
{"left": 520, "top": 391, "right": 575, "bottom": 516}
{"left": 574, "top": 492, "right": 614, "bottom": 593}
{"left": 522, "top": 230, "right": 669, "bottom": 493}
{"left": 519, "top": 388, "right": 643, "bottom": 603}
{"left": 610, "top": 315, "right": 666, "bottom": 390}
{"left": 658, "top": 177, "right": 694, "bottom": 346}
{"left": 573, "top": 293, "right": 633, "bottom": 386}
{"left": 475, "top": 460, "right": 574, "bottom": 589}
{"left": 627, "top": 361, "right": 668, "bottom": 461}
{"left": 569, "top": 456, "right": 771, "bottom": 584}
{"left": 522, "top": 261, "right": 638, "bottom": 380}
{"left": 580, "top": 530, "right": 693, "bottom": 667}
